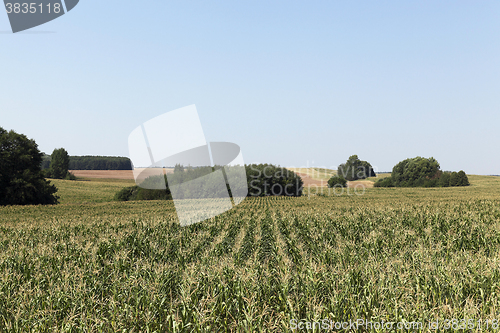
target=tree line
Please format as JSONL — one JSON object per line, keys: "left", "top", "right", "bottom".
{"left": 328, "top": 155, "right": 469, "bottom": 189}
{"left": 42, "top": 155, "right": 132, "bottom": 170}
{"left": 0, "top": 126, "right": 472, "bottom": 206}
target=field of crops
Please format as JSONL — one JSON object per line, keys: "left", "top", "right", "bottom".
{"left": 0, "top": 175, "right": 499, "bottom": 332}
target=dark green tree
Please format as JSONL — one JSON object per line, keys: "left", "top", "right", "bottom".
{"left": 438, "top": 172, "right": 451, "bottom": 187}
{"left": 327, "top": 175, "right": 347, "bottom": 188}
{"left": 49, "top": 148, "right": 70, "bottom": 179}
{"left": 449, "top": 172, "right": 460, "bottom": 187}
{"left": 457, "top": 170, "right": 470, "bottom": 186}
{"left": 337, "top": 155, "right": 376, "bottom": 181}
{"left": 0, "top": 127, "right": 58, "bottom": 205}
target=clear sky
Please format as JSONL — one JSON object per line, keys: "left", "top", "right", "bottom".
{"left": 1, "top": 1, "right": 499, "bottom": 174}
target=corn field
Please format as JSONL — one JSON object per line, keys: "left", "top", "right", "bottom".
{"left": 0, "top": 176, "right": 499, "bottom": 332}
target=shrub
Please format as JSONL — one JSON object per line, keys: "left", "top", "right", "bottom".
{"left": 114, "top": 185, "right": 172, "bottom": 201}
{"left": 64, "top": 172, "right": 77, "bottom": 180}
{"left": 327, "top": 176, "right": 347, "bottom": 188}
{"left": 114, "top": 186, "right": 138, "bottom": 201}
{"left": 374, "top": 177, "right": 394, "bottom": 187}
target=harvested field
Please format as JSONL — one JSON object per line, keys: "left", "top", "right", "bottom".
{"left": 295, "top": 171, "right": 374, "bottom": 189}
{"left": 347, "top": 180, "right": 374, "bottom": 188}
{"left": 296, "top": 172, "right": 327, "bottom": 187}
{"left": 69, "top": 170, "right": 135, "bottom": 179}
{"left": 70, "top": 168, "right": 174, "bottom": 180}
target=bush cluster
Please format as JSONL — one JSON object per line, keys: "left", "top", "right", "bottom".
{"left": 327, "top": 176, "right": 347, "bottom": 188}
{"left": 374, "top": 157, "right": 469, "bottom": 188}
{"left": 115, "top": 165, "right": 236, "bottom": 201}
{"left": 116, "top": 164, "right": 304, "bottom": 201}
{"left": 114, "top": 185, "right": 171, "bottom": 201}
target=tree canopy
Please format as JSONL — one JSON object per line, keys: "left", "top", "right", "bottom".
{"left": 49, "top": 148, "right": 70, "bottom": 179}
{"left": 337, "top": 155, "right": 376, "bottom": 181}
{"left": 0, "top": 127, "right": 58, "bottom": 205}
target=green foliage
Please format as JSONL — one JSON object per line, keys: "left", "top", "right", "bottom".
{"left": 116, "top": 164, "right": 304, "bottom": 201}
{"left": 327, "top": 175, "right": 347, "bottom": 188}
{"left": 114, "top": 167, "right": 224, "bottom": 202}
{"left": 174, "top": 163, "right": 185, "bottom": 173}
{"left": 438, "top": 172, "right": 451, "bottom": 187}
{"left": 246, "top": 164, "right": 303, "bottom": 197}
{"left": 447, "top": 170, "right": 470, "bottom": 187}
{"left": 337, "top": 155, "right": 376, "bottom": 181}
{"left": 49, "top": 148, "right": 70, "bottom": 179}
{"left": 0, "top": 127, "right": 58, "bottom": 205}
{"left": 114, "top": 186, "right": 138, "bottom": 201}
{"left": 41, "top": 156, "right": 132, "bottom": 170}
{"left": 391, "top": 156, "right": 441, "bottom": 187}
{"left": 458, "top": 170, "right": 470, "bottom": 186}
{"left": 41, "top": 153, "right": 51, "bottom": 169}
{"left": 387, "top": 157, "right": 470, "bottom": 188}
{"left": 114, "top": 185, "right": 172, "bottom": 201}
{"left": 374, "top": 176, "right": 394, "bottom": 187}
{"left": 449, "top": 171, "right": 460, "bottom": 187}
{"left": 69, "top": 156, "right": 132, "bottom": 170}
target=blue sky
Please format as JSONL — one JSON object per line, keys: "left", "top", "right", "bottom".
{"left": 1, "top": 1, "right": 499, "bottom": 174}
